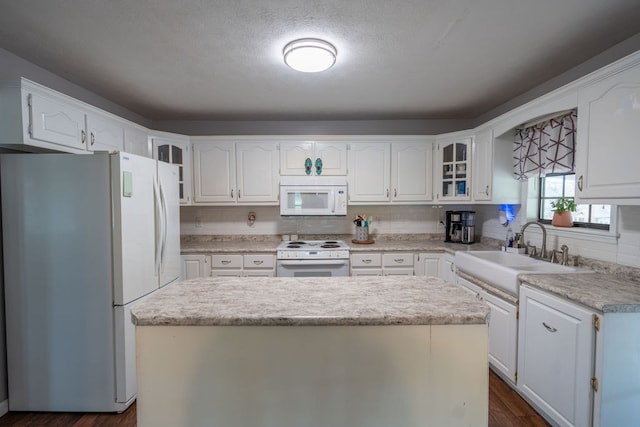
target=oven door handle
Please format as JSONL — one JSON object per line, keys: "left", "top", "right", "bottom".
{"left": 277, "top": 259, "right": 349, "bottom": 266}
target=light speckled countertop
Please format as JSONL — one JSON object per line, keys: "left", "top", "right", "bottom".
{"left": 131, "top": 276, "right": 490, "bottom": 326}
{"left": 180, "top": 234, "right": 499, "bottom": 255}
{"left": 519, "top": 273, "right": 640, "bottom": 313}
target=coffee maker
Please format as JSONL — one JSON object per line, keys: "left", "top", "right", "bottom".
{"left": 445, "top": 210, "right": 475, "bottom": 244}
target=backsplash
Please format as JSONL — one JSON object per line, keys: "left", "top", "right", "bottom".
{"left": 180, "top": 205, "right": 450, "bottom": 237}
{"left": 181, "top": 204, "right": 640, "bottom": 269}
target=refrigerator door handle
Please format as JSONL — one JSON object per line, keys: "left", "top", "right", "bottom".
{"left": 153, "top": 178, "right": 162, "bottom": 276}
{"left": 159, "top": 180, "right": 168, "bottom": 272}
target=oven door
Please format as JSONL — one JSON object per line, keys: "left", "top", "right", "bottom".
{"left": 276, "top": 259, "right": 349, "bottom": 277}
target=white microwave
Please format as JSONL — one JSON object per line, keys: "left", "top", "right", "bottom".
{"left": 279, "top": 177, "right": 347, "bottom": 216}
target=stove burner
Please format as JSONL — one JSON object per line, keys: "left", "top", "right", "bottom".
{"left": 321, "top": 244, "right": 340, "bottom": 248}
{"left": 289, "top": 241, "right": 306, "bottom": 245}
{"left": 287, "top": 245, "right": 302, "bottom": 248}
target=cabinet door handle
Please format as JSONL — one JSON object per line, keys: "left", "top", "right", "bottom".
{"left": 466, "top": 186, "right": 470, "bottom": 196}
{"left": 81, "top": 130, "right": 86, "bottom": 144}
{"left": 485, "top": 185, "right": 489, "bottom": 196}
{"left": 450, "top": 263, "right": 454, "bottom": 272}
{"left": 577, "top": 175, "right": 583, "bottom": 192}
{"left": 363, "top": 259, "right": 372, "bottom": 264}
{"left": 238, "top": 189, "right": 241, "bottom": 199}
{"left": 221, "top": 260, "right": 231, "bottom": 265}
{"left": 542, "top": 322, "right": 558, "bottom": 333}
{"left": 90, "top": 132, "right": 95, "bottom": 146}
{"left": 394, "top": 259, "right": 404, "bottom": 264}
{"left": 230, "top": 189, "right": 234, "bottom": 198}
{"left": 253, "top": 260, "right": 263, "bottom": 265}
{"left": 386, "top": 189, "right": 389, "bottom": 198}
{"left": 394, "top": 188, "right": 397, "bottom": 197}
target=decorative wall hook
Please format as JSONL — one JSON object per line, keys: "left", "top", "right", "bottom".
{"left": 305, "top": 158, "right": 312, "bottom": 175}
{"left": 315, "top": 158, "right": 323, "bottom": 175}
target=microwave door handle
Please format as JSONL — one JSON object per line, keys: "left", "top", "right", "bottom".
{"left": 330, "top": 190, "right": 335, "bottom": 213}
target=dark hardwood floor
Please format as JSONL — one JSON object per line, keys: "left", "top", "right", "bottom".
{"left": 489, "top": 370, "right": 550, "bottom": 427}
{"left": 0, "top": 370, "right": 548, "bottom": 426}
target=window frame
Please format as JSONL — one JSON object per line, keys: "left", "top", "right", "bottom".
{"left": 538, "top": 173, "right": 610, "bottom": 231}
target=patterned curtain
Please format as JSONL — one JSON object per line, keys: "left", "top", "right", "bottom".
{"left": 513, "top": 110, "right": 577, "bottom": 180}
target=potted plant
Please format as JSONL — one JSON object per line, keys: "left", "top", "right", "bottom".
{"left": 550, "top": 197, "right": 576, "bottom": 227}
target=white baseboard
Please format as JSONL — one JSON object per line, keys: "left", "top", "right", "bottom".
{"left": 0, "top": 399, "right": 8, "bottom": 417}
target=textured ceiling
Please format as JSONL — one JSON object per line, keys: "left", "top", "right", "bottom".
{"left": 1, "top": 0, "right": 639, "bottom": 121}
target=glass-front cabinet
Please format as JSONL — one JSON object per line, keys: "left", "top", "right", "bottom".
{"left": 152, "top": 134, "right": 192, "bottom": 204}
{"left": 437, "top": 137, "right": 471, "bottom": 201}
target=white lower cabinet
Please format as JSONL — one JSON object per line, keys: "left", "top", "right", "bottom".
{"left": 350, "top": 252, "right": 417, "bottom": 276}
{"left": 181, "top": 254, "right": 210, "bottom": 280}
{"left": 382, "top": 253, "right": 414, "bottom": 276}
{"left": 456, "top": 275, "right": 518, "bottom": 384}
{"left": 210, "top": 254, "right": 244, "bottom": 277}
{"left": 414, "top": 252, "right": 455, "bottom": 282}
{"left": 440, "top": 253, "right": 455, "bottom": 283}
{"left": 483, "top": 291, "right": 518, "bottom": 383}
{"left": 517, "top": 285, "right": 595, "bottom": 427}
{"left": 209, "top": 253, "right": 275, "bottom": 277}
{"left": 414, "top": 253, "right": 440, "bottom": 277}
{"left": 350, "top": 253, "right": 382, "bottom": 276}
{"left": 243, "top": 254, "right": 276, "bottom": 277}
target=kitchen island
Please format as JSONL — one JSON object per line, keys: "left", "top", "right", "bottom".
{"left": 131, "top": 276, "right": 490, "bottom": 427}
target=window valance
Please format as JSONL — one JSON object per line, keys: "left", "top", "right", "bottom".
{"left": 513, "top": 110, "right": 577, "bottom": 180}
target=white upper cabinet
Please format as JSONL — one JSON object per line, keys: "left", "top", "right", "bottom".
{"left": 27, "top": 90, "right": 87, "bottom": 150}
{"left": 152, "top": 134, "right": 192, "bottom": 204}
{"left": 348, "top": 142, "right": 391, "bottom": 203}
{"left": 349, "top": 139, "right": 433, "bottom": 204}
{"left": 435, "top": 136, "right": 472, "bottom": 201}
{"left": 193, "top": 139, "right": 279, "bottom": 205}
{"left": 391, "top": 142, "right": 433, "bottom": 202}
{"left": 280, "top": 141, "right": 347, "bottom": 176}
{"left": 86, "top": 112, "right": 124, "bottom": 152}
{"left": 575, "top": 60, "right": 640, "bottom": 203}
{"left": 236, "top": 142, "right": 279, "bottom": 203}
{"left": 0, "top": 78, "right": 128, "bottom": 153}
{"left": 193, "top": 142, "right": 236, "bottom": 203}
{"left": 123, "top": 124, "right": 150, "bottom": 158}
{"left": 472, "top": 128, "right": 520, "bottom": 204}
{"left": 471, "top": 129, "right": 493, "bottom": 201}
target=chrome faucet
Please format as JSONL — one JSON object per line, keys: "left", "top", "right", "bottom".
{"left": 520, "top": 221, "right": 547, "bottom": 259}
{"left": 560, "top": 244, "right": 569, "bottom": 266}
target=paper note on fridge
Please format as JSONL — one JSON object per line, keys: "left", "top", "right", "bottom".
{"left": 123, "top": 171, "right": 133, "bottom": 197}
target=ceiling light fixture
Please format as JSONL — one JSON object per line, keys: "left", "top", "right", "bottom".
{"left": 283, "top": 38, "right": 337, "bottom": 73}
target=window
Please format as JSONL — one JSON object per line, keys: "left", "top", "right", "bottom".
{"left": 539, "top": 173, "right": 610, "bottom": 230}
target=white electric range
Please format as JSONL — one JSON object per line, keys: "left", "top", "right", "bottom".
{"left": 276, "top": 240, "right": 350, "bottom": 277}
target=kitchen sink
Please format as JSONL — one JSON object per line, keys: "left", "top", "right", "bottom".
{"left": 454, "top": 250, "right": 589, "bottom": 296}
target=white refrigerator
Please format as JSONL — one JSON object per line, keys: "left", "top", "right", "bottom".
{"left": 0, "top": 152, "right": 180, "bottom": 412}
